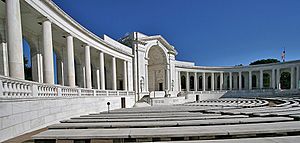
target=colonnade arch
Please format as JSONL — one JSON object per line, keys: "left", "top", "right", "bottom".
{"left": 22, "top": 38, "right": 32, "bottom": 81}
{"left": 252, "top": 75, "right": 257, "bottom": 88}
{"left": 190, "top": 76, "right": 195, "bottom": 91}
{"left": 207, "top": 76, "right": 211, "bottom": 90}
{"left": 280, "top": 72, "right": 291, "bottom": 89}
{"left": 198, "top": 76, "right": 203, "bottom": 90}
{"left": 217, "top": 76, "right": 220, "bottom": 90}
{"left": 147, "top": 45, "right": 168, "bottom": 92}
{"left": 180, "top": 75, "right": 186, "bottom": 91}
{"left": 263, "top": 73, "right": 271, "bottom": 88}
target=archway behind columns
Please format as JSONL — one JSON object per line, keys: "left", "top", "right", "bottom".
{"left": 227, "top": 76, "right": 230, "bottom": 90}
{"left": 181, "top": 75, "right": 186, "bottom": 91}
{"left": 190, "top": 76, "right": 194, "bottom": 91}
{"left": 242, "top": 75, "right": 245, "bottom": 89}
{"left": 147, "top": 45, "right": 168, "bottom": 92}
{"left": 280, "top": 72, "right": 291, "bottom": 89}
{"left": 217, "top": 76, "right": 220, "bottom": 90}
{"left": 263, "top": 73, "right": 271, "bottom": 88}
{"left": 23, "top": 38, "right": 32, "bottom": 81}
{"left": 252, "top": 75, "right": 257, "bottom": 89}
{"left": 199, "top": 76, "right": 203, "bottom": 90}
{"left": 208, "top": 76, "right": 211, "bottom": 90}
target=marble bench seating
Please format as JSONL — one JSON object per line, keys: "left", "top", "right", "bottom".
{"left": 49, "top": 117, "right": 292, "bottom": 129}
{"left": 215, "top": 106, "right": 300, "bottom": 115}
{"left": 60, "top": 115, "right": 248, "bottom": 123}
{"left": 187, "top": 98, "right": 269, "bottom": 107}
{"left": 152, "top": 136, "right": 300, "bottom": 143}
{"left": 33, "top": 121, "right": 300, "bottom": 140}
{"left": 77, "top": 112, "right": 207, "bottom": 119}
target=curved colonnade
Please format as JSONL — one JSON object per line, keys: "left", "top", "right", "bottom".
{"left": 0, "top": 0, "right": 133, "bottom": 91}
{"left": 176, "top": 61, "right": 300, "bottom": 92}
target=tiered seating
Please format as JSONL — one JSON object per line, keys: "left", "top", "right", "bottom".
{"left": 184, "top": 98, "right": 269, "bottom": 107}
{"left": 33, "top": 97, "right": 300, "bottom": 143}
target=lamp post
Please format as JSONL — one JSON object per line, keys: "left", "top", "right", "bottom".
{"left": 107, "top": 102, "right": 110, "bottom": 113}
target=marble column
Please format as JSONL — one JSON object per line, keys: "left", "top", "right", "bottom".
{"left": 57, "top": 58, "right": 64, "bottom": 85}
{"left": 211, "top": 73, "right": 214, "bottom": 91}
{"left": 145, "top": 64, "right": 148, "bottom": 91}
{"left": 220, "top": 72, "right": 224, "bottom": 90}
{"left": 82, "top": 66, "right": 86, "bottom": 88}
{"left": 96, "top": 69, "right": 100, "bottom": 89}
{"left": 249, "top": 71, "right": 252, "bottom": 90}
{"left": 202, "top": 72, "right": 206, "bottom": 91}
{"left": 112, "top": 56, "right": 117, "bottom": 90}
{"left": 165, "top": 68, "right": 170, "bottom": 91}
{"left": 238, "top": 71, "right": 242, "bottom": 90}
{"left": 66, "top": 35, "right": 76, "bottom": 87}
{"left": 32, "top": 50, "right": 43, "bottom": 83}
{"left": 6, "top": 0, "right": 24, "bottom": 79}
{"left": 229, "top": 72, "right": 232, "bottom": 90}
{"left": 42, "top": 20, "right": 54, "bottom": 84}
{"left": 297, "top": 66, "right": 300, "bottom": 89}
{"left": 291, "top": 67, "right": 295, "bottom": 89}
{"left": 84, "top": 45, "right": 92, "bottom": 89}
{"left": 0, "top": 19, "right": 9, "bottom": 76}
{"left": 276, "top": 68, "right": 281, "bottom": 89}
{"left": 272, "top": 69, "right": 276, "bottom": 89}
{"left": 194, "top": 72, "right": 197, "bottom": 91}
{"left": 123, "top": 60, "right": 128, "bottom": 90}
{"left": 99, "top": 51, "right": 105, "bottom": 90}
{"left": 259, "top": 70, "right": 263, "bottom": 89}
{"left": 186, "top": 72, "right": 189, "bottom": 91}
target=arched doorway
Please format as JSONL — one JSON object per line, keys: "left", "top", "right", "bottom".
{"left": 280, "top": 72, "right": 291, "bottom": 89}
{"left": 217, "top": 76, "right": 220, "bottom": 90}
{"left": 181, "top": 75, "right": 186, "bottom": 91}
{"left": 190, "top": 76, "right": 195, "bottom": 91}
{"left": 252, "top": 75, "right": 257, "bottom": 88}
{"left": 147, "top": 46, "right": 168, "bottom": 92}
{"left": 242, "top": 75, "right": 245, "bottom": 89}
{"left": 23, "top": 38, "right": 32, "bottom": 81}
{"left": 263, "top": 73, "right": 271, "bottom": 88}
{"left": 227, "top": 76, "right": 230, "bottom": 90}
{"left": 198, "top": 76, "right": 203, "bottom": 90}
{"left": 208, "top": 76, "right": 211, "bottom": 90}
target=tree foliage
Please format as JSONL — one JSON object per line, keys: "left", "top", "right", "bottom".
{"left": 249, "top": 59, "right": 280, "bottom": 65}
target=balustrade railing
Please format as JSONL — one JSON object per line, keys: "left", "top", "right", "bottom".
{"left": 0, "top": 75, "right": 134, "bottom": 98}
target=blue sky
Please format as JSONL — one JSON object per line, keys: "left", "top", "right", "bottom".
{"left": 35, "top": 0, "right": 300, "bottom": 66}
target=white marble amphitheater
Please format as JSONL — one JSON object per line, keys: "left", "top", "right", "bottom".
{"left": 1, "top": 0, "right": 300, "bottom": 143}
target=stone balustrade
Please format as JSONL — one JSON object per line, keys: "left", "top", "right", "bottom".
{"left": 0, "top": 74, "right": 135, "bottom": 142}
{"left": 0, "top": 75, "right": 134, "bottom": 98}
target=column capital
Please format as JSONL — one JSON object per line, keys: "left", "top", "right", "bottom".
{"left": 37, "top": 16, "right": 53, "bottom": 24}
{"left": 82, "top": 43, "right": 90, "bottom": 48}
{"left": 62, "top": 33, "right": 74, "bottom": 39}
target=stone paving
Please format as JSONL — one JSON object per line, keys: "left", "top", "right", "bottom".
{"left": 33, "top": 97, "right": 300, "bottom": 143}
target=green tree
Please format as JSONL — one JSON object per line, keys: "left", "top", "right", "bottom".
{"left": 249, "top": 59, "right": 280, "bottom": 65}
